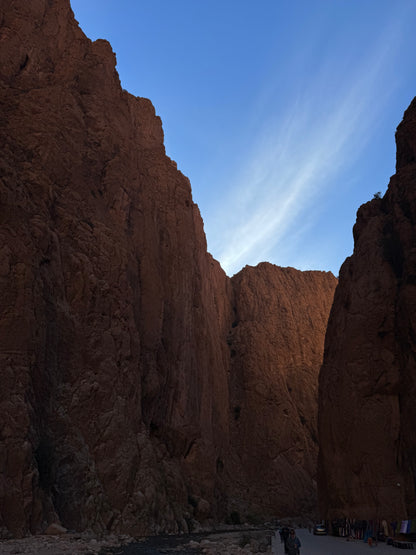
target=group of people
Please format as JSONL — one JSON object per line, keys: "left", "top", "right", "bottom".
{"left": 279, "top": 527, "right": 301, "bottom": 555}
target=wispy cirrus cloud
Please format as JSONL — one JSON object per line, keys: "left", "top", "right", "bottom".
{"left": 206, "top": 22, "right": 402, "bottom": 276}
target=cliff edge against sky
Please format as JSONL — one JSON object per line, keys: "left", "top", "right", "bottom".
{"left": 319, "top": 97, "right": 416, "bottom": 520}
{"left": 0, "top": 0, "right": 336, "bottom": 537}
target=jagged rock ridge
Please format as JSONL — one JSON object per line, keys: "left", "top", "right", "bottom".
{"left": 318, "top": 97, "right": 416, "bottom": 520}
{"left": 0, "top": 0, "right": 337, "bottom": 538}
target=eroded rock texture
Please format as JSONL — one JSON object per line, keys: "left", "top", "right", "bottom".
{"left": 0, "top": 0, "right": 232, "bottom": 537}
{"left": 318, "top": 97, "right": 416, "bottom": 520}
{"left": 228, "top": 264, "right": 337, "bottom": 518}
{"left": 0, "top": 0, "right": 336, "bottom": 538}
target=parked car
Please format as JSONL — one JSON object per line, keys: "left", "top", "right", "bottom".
{"left": 313, "top": 523, "right": 327, "bottom": 535}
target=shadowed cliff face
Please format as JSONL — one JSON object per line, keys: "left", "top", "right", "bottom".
{"left": 0, "top": 0, "right": 232, "bottom": 537}
{"left": 318, "top": 97, "right": 416, "bottom": 520}
{"left": 0, "top": 0, "right": 336, "bottom": 538}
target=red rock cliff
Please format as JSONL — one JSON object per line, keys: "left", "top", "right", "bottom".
{"left": 0, "top": 0, "right": 336, "bottom": 538}
{"left": 0, "top": 0, "right": 232, "bottom": 537}
{"left": 229, "top": 264, "right": 337, "bottom": 519}
{"left": 318, "top": 97, "right": 416, "bottom": 520}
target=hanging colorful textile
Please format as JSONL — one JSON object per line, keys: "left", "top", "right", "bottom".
{"left": 400, "top": 520, "right": 409, "bottom": 534}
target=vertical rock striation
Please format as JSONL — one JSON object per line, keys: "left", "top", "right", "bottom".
{"left": 229, "top": 264, "right": 337, "bottom": 519}
{"left": 0, "top": 0, "right": 232, "bottom": 537}
{"left": 0, "top": 0, "right": 336, "bottom": 538}
{"left": 318, "top": 97, "right": 416, "bottom": 520}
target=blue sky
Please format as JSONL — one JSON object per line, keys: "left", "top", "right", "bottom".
{"left": 70, "top": 0, "right": 416, "bottom": 277}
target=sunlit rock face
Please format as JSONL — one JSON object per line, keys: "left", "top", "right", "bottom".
{"left": 228, "top": 264, "right": 337, "bottom": 519}
{"left": 0, "top": 0, "right": 336, "bottom": 538}
{"left": 318, "top": 97, "right": 416, "bottom": 520}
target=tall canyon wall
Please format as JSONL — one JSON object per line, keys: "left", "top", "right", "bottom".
{"left": 228, "top": 264, "right": 337, "bottom": 518}
{"left": 0, "top": 0, "right": 336, "bottom": 538}
{"left": 318, "top": 97, "right": 416, "bottom": 520}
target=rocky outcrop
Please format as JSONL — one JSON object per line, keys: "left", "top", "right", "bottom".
{"left": 0, "top": 0, "right": 336, "bottom": 538}
{"left": 318, "top": 97, "right": 416, "bottom": 520}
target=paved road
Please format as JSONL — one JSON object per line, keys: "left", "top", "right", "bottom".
{"left": 272, "top": 528, "right": 412, "bottom": 555}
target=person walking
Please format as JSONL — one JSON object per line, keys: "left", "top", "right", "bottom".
{"left": 285, "top": 529, "right": 301, "bottom": 555}
{"left": 280, "top": 526, "right": 290, "bottom": 553}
